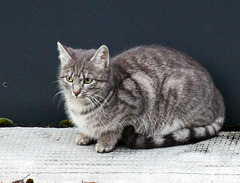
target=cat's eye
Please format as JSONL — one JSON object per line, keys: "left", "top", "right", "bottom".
{"left": 66, "top": 76, "right": 73, "bottom": 82}
{"left": 84, "top": 78, "right": 93, "bottom": 84}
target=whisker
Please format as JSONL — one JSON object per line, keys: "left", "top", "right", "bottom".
{"left": 91, "top": 97, "right": 101, "bottom": 107}
{"left": 85, "top": 96, "right": 95, "bottom": 112}
{"left": 89, "top": 97, "right": 105, "bottom": 122}
{"left": 53, "top": 91, "right": 65, "bottom": 101}
{"left": 52, "top": 89, "right": 66, "bottom": 110}
{"left": 93, "top": 94, "right": 110, "bottom": 107}
{"left": 57, "top": 95, "right": 66, "bottom": 110}
{"left": 50, "top": 80, "right": 60, "bottom": 85}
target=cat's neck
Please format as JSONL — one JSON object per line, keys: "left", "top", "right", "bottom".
{"left": 111, "top": 62, "right": 128, "bottom": 89}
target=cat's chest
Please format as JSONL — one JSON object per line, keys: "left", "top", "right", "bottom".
{"left": 68, "top": 103, "right": 92, "bottom": 124}
{"left": 69, "top": 110, "right": 99, "bottom": 136}
{"left": 70, "top": 110, "right": 88, "bottom": 125}
{"left": 67, "top": 102, "right": 102, "bottom": 138}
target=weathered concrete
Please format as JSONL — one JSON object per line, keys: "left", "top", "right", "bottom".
{"left": 0, "top": 127, "right": 239, "bottom": 183}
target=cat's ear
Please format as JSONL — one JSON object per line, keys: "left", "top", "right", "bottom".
{"left": 90, "top": 45, "right": 110, "bottom": 68}
{"left": 57, "top": 42, "right": 72, "bottom": 63}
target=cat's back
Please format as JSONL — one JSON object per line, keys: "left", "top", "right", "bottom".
{"left": 111, "top": 45, "right": 222, "bottom": 116}
{"left": 112, "top": 45, "right": 207, "bottom": 75}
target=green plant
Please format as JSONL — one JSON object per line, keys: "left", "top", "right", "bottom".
{"left": 59, "top": 119, "right": 74, "bottom": 128}
{"left": 0, "top": 118, "right": 13, "bottom": 127}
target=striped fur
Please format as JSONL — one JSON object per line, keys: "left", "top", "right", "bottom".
{"left": 57, "top": 43, "right": 225, "bottom": 152}
{"left": 122, "top": 117, "right": 224, "bottom": 149}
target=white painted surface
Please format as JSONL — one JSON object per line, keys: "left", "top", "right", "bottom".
{"left": 0, "top": 127, "right": 239, "bottom": 183}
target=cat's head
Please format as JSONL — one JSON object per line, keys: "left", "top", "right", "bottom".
{"left": 57, "top": 42, "right": 114, "bottom": 104}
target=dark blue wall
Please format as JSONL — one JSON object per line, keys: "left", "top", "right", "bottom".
{"left": 1, "top": 1, "right": 239, "bottom": 126}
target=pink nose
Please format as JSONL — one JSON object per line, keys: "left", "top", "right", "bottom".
{"left": 73, "top": 91, "right": 80, "bottom": 96}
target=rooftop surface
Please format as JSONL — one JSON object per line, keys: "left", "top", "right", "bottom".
{"left": 0, "top": 127, "right": 239, "bottom": 183}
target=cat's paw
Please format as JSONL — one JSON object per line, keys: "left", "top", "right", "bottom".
{"left": 75, "top": 134, "right": 92, "bottom": 145}
{"left": 95, "top": 142, "right": 115, "bottom": 153}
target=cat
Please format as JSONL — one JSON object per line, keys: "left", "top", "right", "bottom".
{"left": 57, "top": 42, "right": 225, "bottom": 153}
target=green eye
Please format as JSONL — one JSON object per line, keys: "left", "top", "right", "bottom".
{"left": 84, "top": 78, "right": 93, "bottom": 84}
{"left": 66, "top": 76, "right": 73, "bottom": 82}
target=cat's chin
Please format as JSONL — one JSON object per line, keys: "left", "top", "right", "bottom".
{"left": 75, "top": 96, "right": 91, "bottom": 106}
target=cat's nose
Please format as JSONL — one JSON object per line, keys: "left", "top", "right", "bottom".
{"left": 73, "top": 91, "right": 80, "bottom": 96}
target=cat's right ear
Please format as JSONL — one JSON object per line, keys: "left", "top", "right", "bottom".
{"left": 57, "top": 42, "right": 72, "bottom": 63}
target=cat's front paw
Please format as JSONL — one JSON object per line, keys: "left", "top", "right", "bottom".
{"left": 95, "top": 142, "right": 115, "bottom": 153}
{"left": 75, "top": 133, "right": 92, "bottom": 145}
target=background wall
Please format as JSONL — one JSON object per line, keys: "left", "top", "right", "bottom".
{"left": 1, "top": 1, "right": 239, "bottom": 126}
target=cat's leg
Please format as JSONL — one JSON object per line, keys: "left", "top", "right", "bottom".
{"left": 95, "top": 131, "right": 120, "bottom": 153}
{"left": 75, "top": 132, "right": 92, "bottom": 145}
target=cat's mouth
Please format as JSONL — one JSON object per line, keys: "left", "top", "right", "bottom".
{"left": 71, "top": 92, "right": 90, "bottom": 102}
{"left": 70, "top": 93, "right": 90, "bottom": 105}
{"left": 73, "top": 94, "right": 84, "bottom": 99}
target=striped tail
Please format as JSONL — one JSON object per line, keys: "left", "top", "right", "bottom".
{"left": 121, "top": 117, "right": 224, "bottom": 149}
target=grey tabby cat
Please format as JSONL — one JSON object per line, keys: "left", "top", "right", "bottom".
{"left": 57, "top": 42, "right": 225, "bottom": 153}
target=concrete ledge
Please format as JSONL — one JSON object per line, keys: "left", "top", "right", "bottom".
{"left": 0, "top": 127, "right": 239, "bottom": 183}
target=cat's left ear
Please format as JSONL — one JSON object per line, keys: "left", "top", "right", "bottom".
{"left": 90, "top": 45, "right": 110, "bottom": 68}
